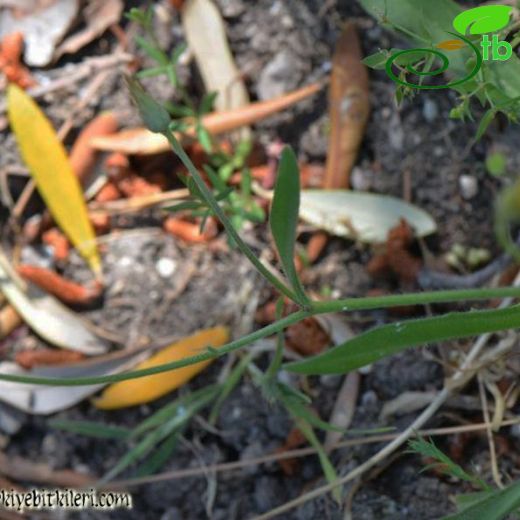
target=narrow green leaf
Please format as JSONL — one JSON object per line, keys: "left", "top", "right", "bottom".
{"left": 199, "top": 91, "right": 218, "bottom": 115}
{"left": 285, "top": 305, "right": 520, "bottom": 375}
{"left": 288, "top": 411, "right": 341, "bottom": 503}
{"left": 475, "top": 108, "right": 496, "bottom": 140}
{"left": 278, "top": 388, "right": 344, "bottom": 433}
{"left": 49, "top": 419, "right": 130, "bottom": 440}
{"left": 270, "top": 147, "right": 309, "bottom": 305}
{"left": 135, "top": 35, "right": 169, "bottom": 65}
{"left": 442, "top": 479, "right": 520, "bottom": 520}
{"left": 136, "top": 66, "right": 169, "bottom": 79}
{"left": 134, "top": 431, "right": 179, "bottom": 477}
{"left": 101, "top": 387, "right": 216, "bottom": 483}
{"left": 362, "top": 50, "right": 390, "bottom": 69}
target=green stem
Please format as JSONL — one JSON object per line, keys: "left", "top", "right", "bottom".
{"left": 3, "top": 285, "right": 520, "bottom": 387}
{"left": 310, "top": 286, "right": 520, "bottom": 313}
{"left": 163, "top": 128, "right": 298, "bottom": 303}
{"left": 0, "top": 311, "right": 308, "bottom": 386}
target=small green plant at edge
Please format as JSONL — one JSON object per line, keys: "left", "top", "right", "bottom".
{"left": 408, "top": 437, "right": 520, "bottom": 519}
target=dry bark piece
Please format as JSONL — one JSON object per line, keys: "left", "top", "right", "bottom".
{"left": 276, "top": 427, "right": 307, "bottom": 476}
{"left": 69, "top": 112, "right": 119, "bottom": 184}
{"left": 324, "top": 22, "right": 370, "bottom": 189}
{"left": 366, "top": 219, "right": 422, "bottom": 284}
{"left": 285, "top": 316, "right": 331, "bottom": 356}
{"left": 16, "top": 264, "right": 103, "bottom": 306}
{"left": 15, "top": 348, "right": 85, "bottom": 369}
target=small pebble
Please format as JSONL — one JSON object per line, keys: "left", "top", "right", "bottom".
{"left": 156, "top": 257, "right": 177, "bottom": 278}
{"left": 510, "top": 423, "right": 520, "bottom": 439}
{"left": 423, "top": 98, "right": 439, "bottom": 122}
{"left": 350, "top": 167, "right": 372, "bottom": 191}
{"left": 459, "top": 174, "right": 478, "bottom": 200}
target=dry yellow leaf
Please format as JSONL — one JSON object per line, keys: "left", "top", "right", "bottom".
{"left": 7, "top": 84, "right": 101, "bottom": 274}
{"left": 93, "top": 326, "right": 230, "bottom": 409}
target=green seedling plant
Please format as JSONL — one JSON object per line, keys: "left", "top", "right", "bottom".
{"left": 360, "top": 0, "right": 520, "bottom": 137}
{"left": 7, "top": 11, "right": 520, "bottom": 499}
{"left": 127, "top": 6, "right": 264, "bottom": 232}
{"left": 409, "top": 437, "right": 520, "bottom": 520}
{"left": 5, "top": 76, "right": 520, "bottom": 498}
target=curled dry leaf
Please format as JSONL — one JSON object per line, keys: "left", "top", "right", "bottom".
{"left": 0, "top": 350, "right": 146, "bottom": 414}
{"left": 69, "top": 111, "right": 119, "bottom": 184}
{"left": 324, "top": 23, "right": 370, "bottom": 189}
{"left": 54, "top": 0, "right": 124, "bottom": 60}
{"left": 17, "top": 265, "right": 103, "bottom": 306}
{"left": 299, "top": 190, "right": 437, "bottom": 243}
{"left": 366, "top": 219, "right": 422, "bottom": 283}
{"left": 91, "top": 82, "right": 323, "bottom": 154}
{"left": 0, "top": 0, "right": 79, "bottom": 67}
{"left": 182, "top": 0, "right": 250, "bottom": 112}
{"left": 94, "top": 326, "right": 229, "bottom": 409}
{"left": 0, "top": 250, "right": 108, "bottom": 355}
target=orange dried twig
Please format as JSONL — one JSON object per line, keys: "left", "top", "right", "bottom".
{"left": 117, "top": 173, "right": 163, "bottom": 197}
{"left": 69, "top": 112, "right": 119, "bottom": 183}
{"left": 15, "top": 348, "right": 85, "bottom": 369}
{"left": 42, "top": 228, "right": 70, "bottom": 261}
{"left": 95, "top": 181, "right": 122, "bottom": 203}
{"left": 324, "top": 23, "right": 370, "bottom": 189}
{"left": 91, "top": 82, "right": 325, "bottom": 154}
{"left": 163, "top": 216, "right": 218, "bottom": 243}
{"left": 17, "top": 265, "right": 103, "bottom": 305}
{"left": 0, "top": 32, "right": 35, "bottom": 89}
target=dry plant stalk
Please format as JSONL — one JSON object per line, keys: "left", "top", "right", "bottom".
{"left": 324, "top": 23, "right": 370, "bottom": 189}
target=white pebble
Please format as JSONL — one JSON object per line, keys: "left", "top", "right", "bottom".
{"left": 459, "top": 175, "right": 479, "bottom": 200}
{"left": 156, "top": 258, "right": 177, "bottom": 278}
